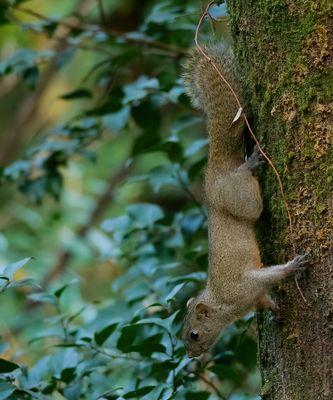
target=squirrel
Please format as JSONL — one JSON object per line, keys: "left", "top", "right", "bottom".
{"left": 181, "top": 44, "right": 307, "bottom": 358}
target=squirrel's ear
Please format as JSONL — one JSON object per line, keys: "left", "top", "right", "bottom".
{"left": 186, "top": 297, "right": 195, "bottom": 308}
{"left": 195, "top": 302, "right": 212, "bottom": 318}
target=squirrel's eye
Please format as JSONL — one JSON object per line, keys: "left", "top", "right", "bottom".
{"left": 190, "top": 330, "right": 199, "bottom": 340}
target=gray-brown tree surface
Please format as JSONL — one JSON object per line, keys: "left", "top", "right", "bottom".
{"left": 227, "top": 1, "right": 333, "bottom": 399}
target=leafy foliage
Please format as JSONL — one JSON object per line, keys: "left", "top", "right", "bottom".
{"left": 0, "top": 1, "right": 260, "bottom": 399}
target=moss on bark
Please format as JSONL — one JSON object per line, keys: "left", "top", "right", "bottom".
{"left": 227, "top": 0, "right": 333, "bottom": 398}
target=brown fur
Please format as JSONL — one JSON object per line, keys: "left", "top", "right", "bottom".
{"left": 182, "top": 45, "right": 307, "bottom": 358}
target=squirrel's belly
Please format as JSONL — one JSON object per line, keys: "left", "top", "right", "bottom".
{"left": 208, "top": 211, "right": 261, "bottom": 274}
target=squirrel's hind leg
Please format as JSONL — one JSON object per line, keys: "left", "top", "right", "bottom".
{"left": 205, "top": 159, "right": 263, "bottom": 221}
{"left": 257, "top": 294, "right": 279, "bottom": 312}
{"left": 208, "top": 172, "right": 263, "bottom": 221}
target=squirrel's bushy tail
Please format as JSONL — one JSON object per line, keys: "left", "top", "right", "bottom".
{"left": 183, "top": 44, "right": 243, "bottom": 158}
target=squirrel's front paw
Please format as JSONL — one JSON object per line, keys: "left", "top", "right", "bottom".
{"left": 285, "top": 254, "right": 308, "bottom": 274}
{"left": 245, "top": 145, "right": 265, "bottom": 171}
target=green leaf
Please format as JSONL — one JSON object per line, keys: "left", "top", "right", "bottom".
{"left": 127, "top": 203, "right": 164, "bottom": 229}
{"left": 7, "top": 278, "right": 40, "bottom": 289}
{"left": 102, "top": 106, "right": 130, "bottom": 133}
{"left": 95, "top": 387, "right": 123, "bottom": 400}
{"left": 167, "top": 85, "right": 186, "bottom": 103}
{"left": 143, "top": 3, "right": 180, "bottom": 26}
{"left": 208, "top": 364, "right": 242, "bottom": 385}
{"left": 94, "top": 323, "right": 118, "bottom": 346}
{"left": 2, "top": 160, "right": 30, "bottom": 180}
{"left": 188, "top": 158, "right": 206, "bottom": 181}
{"left": 0, "top": 358, "right": 20, "bottom": 373}
{"left": 231, "top": 334, "right": 257, "bottom": 370}
{"left": 120, "top": 332, "right": 166, "bottom": 356}
{"left": 2, "top": 257, "right": 31, "bottom": 279}
{"left": 123, "top": 386, "right": 155, "bottom": 399}
{"left": 147, "top": 164, "right": 183, "bottom": 193}
{"left": 181, "top": 209, "right": 205, "bottom": 234}
{"left": 132, "top": 130, "right": 161, "bottom": 156}
{"left": 150, "top": 360, "right": 177, "bottom": 382}
{"left": 101, "top": 215, "right": 130, "bottom": 233}
{"left": 164, "top": 282, "right": 185, "bottom": 303}
{"left": 123, "top": 76, "right": 159, "bottom": 104}
{"left": 0, "top": 381, "right": 16, "bottom": 400}
{"left": 185, "top": 391, "right": 211, "bottom": 400}
{"left": 49, "top": 348, "right": 79, "bottom": 379}
{"left": 123, "top": 343, "right": 166, "bottom": 355}
{"left": 0, "top": 277, "right": 9, "bottom": 291}
{"left": 135, "top": 311, "right": 179, "bottom": 333}
{"left": 131, "top": 100, "right": 160, "bottom": 131}
{"left": 153, "top": 140, "right": 183, "bottom": 162}
{"left": 27, "top": 292, "right": 58, "bottom": 306}
{"left": 0, "top": 49, "right": 53, "bottom": 78}
{"left": 61, "top": 367, "right": 76, "bottom": 383}
{"left": 60, "top": 88, "right": 92, "bottom": 100}
{"left": 141, "top": 385, "right": 168, "bottom": 400}
{"left": 117, "top": 325, "right": 140, "bottom": 351}
{"left": 184, "top": 139, "right": 209, "bottom": 157}
{"left": 54, "top": 279, "right": 78, "bottom": 298}
{"left": 169, "top": 272, "right": 206, "bottom": 284}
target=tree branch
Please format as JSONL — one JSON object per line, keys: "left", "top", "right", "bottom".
{"left": 15, "top": 6, "right": 188, "bottom": 57}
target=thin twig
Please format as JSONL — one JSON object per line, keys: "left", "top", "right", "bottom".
{"left": 93, "top": 346, "right": 142, "bottom": 362}
{"left": 294, "top": 275, "right": 307, "bottom": 302}
{"left": 82, "top": 57, "right": 112, "bottom": 82}
{"left": 15, "top": 6, "right": 188, "bottom": 57}
{"left": 52, "top": 35, "right": 112, "bottom": 54}
{"left": 97, "top": 0, "right": 107, "bottom": 27}
{"left": 195, "top": 2, "right": 306, "bottom": 302}
{"left": 176, "top": 170, "right": 207, "bottom": 219}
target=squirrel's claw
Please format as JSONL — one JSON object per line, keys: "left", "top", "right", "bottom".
{"left": 239, "top": 145, "right": 265, "bottom": 172}
{"left": 285, "top": 253, "right": 308, "bottom": 274}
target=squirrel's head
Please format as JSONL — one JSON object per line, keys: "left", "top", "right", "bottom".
{"left": 182, "top": 296, "right": 224, "bottom": 357}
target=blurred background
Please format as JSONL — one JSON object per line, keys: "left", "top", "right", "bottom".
{"left": 0, "top": 1, "right": 260, "bottom": 399}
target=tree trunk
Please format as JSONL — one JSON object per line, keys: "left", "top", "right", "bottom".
{"left": 227, "top": 1, "right": 333, "bottom": 398}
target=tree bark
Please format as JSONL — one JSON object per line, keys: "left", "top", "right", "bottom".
{"left": 227, "top": 1, "right": 333, "bottom": 398}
